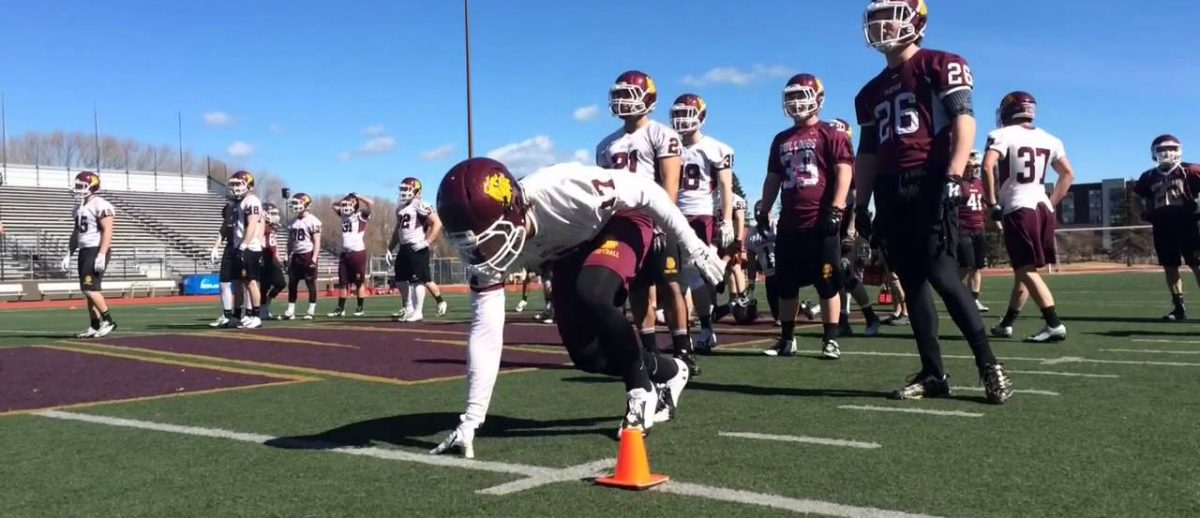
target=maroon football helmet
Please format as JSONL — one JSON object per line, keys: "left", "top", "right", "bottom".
{"left": 398, "top": 177, "right": 423, "bottom": 205}
{"left": 670, "top": 94, "right": 708, "bottom": 134}
{"left": 263, "top": 202, "right": 282, "bottom": 228}
{"left": 289, "top": 192, "right": 313, "bottom": 213}
{"left": 783, "top": 74, "right": 825, "bottom": 119}
{"left": 437, "top": 157, "right": 529, "bottom": 278}
{"left": 227, "top": 170, "right": 255, "bottom": 199}
{"left": 997, "top": 91, "right": 1037, "bottom": 127}
{"left": 337, "top": 194, "right": 360, "bottom": 216}
{"left": 1152, "top": 134, "right": 1183, "bottom": 167}
{"left": 609, "top": 70, "right": 658, "bottom": 118}
{"left": 72, "top": 171, "right": 101, "bottom": 200}
{"left": 864, "top": 0, "right": 928, "bottom": 53}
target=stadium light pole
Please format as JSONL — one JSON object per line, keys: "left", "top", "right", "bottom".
{"left": 1, "top": 92, "right": 7, "bottom": 185}
{"left": 93, "top": 105, "right": 101, "bottom": 171}
{"left": 178, "top": 110, "right": 185, "bottom": 189}
{"left": 464, "top": 0, "right": 474, "bottom": 158}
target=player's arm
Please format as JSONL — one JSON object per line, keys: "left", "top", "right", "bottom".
{"left": 733, "top": 204, "right": 746, "bottom": 243}
{"left": 658, "top": 154, "right": 682, "bottom": 203}
{"left": 759, "top": 137, "right": 783, "bottom": 226}
{"left": 717, "top": 167, "right": 733, "bottom": 225}
{"left": 937, "top": 57, "right": 977, "bottom": 180}
{"left": 97, "top": 212, "right": 114, "bottom": 258}
{"left": 1048, "top": 156, "right": 1076, "bottom": 207}
{"left": 981, "top": 150, "right": 1001, "bottom": 205}
{"left": 424, "top": 211, "right": 443, "bottom": 245}
{"left": 310, "top": 227, "right": 322, "bottom": 269}
{"left": 461, "top": 281, "right": 506, "bottom": 428}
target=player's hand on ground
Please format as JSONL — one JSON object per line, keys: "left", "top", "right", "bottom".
{"left": 430, "top": 424, "right": 475, "bottom": 459}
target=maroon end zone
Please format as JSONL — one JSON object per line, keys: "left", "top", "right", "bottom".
{"left": 0, "top": 347, "right": 293, "bottom": 413}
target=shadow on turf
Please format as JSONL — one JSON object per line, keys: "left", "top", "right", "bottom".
{"left": 414, "top": 358, "right": 572, "bottom": 370}
{"left": 561, "top": 376, "right": 988, "bottom": 403}
{"left": 1090, "top": 328, "right": 1198, "bottom": 338}
{"left": 265, "top": 412, "right": 614, "bottom": 451}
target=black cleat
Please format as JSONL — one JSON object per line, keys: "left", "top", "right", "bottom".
{"left": 890, "top": 372, "right": 951, "bottom": 400}
{"left": 980, "top": 363, "right": 1014, "bottom": 404}
{"left": 1163, "top": 308, "right": 1187, "bottom": 322}
{"left": 675, "top": 351, "right": 701, "bottom": 377}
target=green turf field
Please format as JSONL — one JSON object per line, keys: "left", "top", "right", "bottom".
{"left": 3, "top": 272, "right": 1200, "bottom": 517}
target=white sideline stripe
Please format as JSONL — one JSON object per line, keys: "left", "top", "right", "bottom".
{"left": 655, "top": 482, "right": 940, "bottom": 518}
{"left": 477, "top": 459, "right": 615, "bottom": 495}
{"left": 1132, "top": 339, "right": 1200, "bottom": 344}
{"left": 719, "top": 432, "right": 881, "bottom": 450}
{"left": 838, "top": 405, "right": 983, "bottom": 418}
{"left": 840, "top": 351, "right": 1053, "bottom": 363}
{"left": 1102, "top": 348, "right": 1200, "bottom": 355}
{"left": 1009, "top": 370, "right": 1119, "bottom": 379}
{"left": 36, "top": 411, "right": 939, "bottom": 517}
{"left": 154, "top": 305, "right": 213, "bottom": 311}
{"left": 0, "top": 329, "right": 163, "bottom": 337}
{"left": 951, "top": 386, "right": 1060, "bottom": 397}
{"left": 845, "top": 351, "right": 1200, "bottom": 368}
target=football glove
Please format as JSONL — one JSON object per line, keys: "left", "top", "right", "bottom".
{"left": 384, "top": 249, "right": 395, "bottom": 266}
{"left": 754, "top": 210, "right": 771, "bottom": 235}
{"left": 60, "top": 253, "right": 72, "bottom": 272}
{"left": 854, "top": 206, "right": 873, "bottom": 239}
{"left": 94, "top": 253, "right": 106, "bottom": 274}
{"left": 821, "top": 207, "right": 843, "bottom": 236}
{"left": 717, "top": 219, "right": 735, "bottom": 249}
{"left": 430, "top": 424, "right": 476, "bottom": 459}
{"left": 209, "top": 246, "right": 221, "bottom": 266}
{"left": 943, "top": 175, "right": 964, "bottom": 208}
{"left": 683, "top": 241, "right": 726, "bottom": 287}
{"left": 990, "top": 204, "right": 1004, "bottom": 222}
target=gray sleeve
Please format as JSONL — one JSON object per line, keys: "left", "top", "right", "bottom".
{"left": 942, "top": 88, "right": 974, "bottom": 117}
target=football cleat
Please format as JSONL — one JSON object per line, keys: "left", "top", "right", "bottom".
{"left": 240, "top": 317, "right": 262, "bottom": 330}
{"left": 208, "top": 315, "right": 229, "bottom": 328}
{"left": 619, "top": 387, "right": 658, "bottom": 436}
{"left": 404, "top": 312, "right": 425, "bottom": 323}
{"left": 391, "top": 309, "right": 407, "bottom": 322}
{"left": 534, "top": 310, "right": 554, "bottom": 324}
{"left": 238, "top": 315, "right": 252, "bottom": 328}
{"left": 654, "top": 358, "right": 690, "bottom": 423}
{"left": 890, "top": 372, "right": 951, "bottom": 400}
{"left": 279, "top": 312, "right": 295, "bottom": 321}
{"left": 980, "top": 363, "right": 1014, "bottom": 404}
{"left": 675, "top": 350, "right": 701, "bottom": 377}
{"left": 864, "top": 319, "right": 882, "bottom": 337}
{"left": 437, "top": 300, "right": 448, "bottom": 316}
{"left": 301, "top": 314, "right": 314, "bottom": 321}
{"left": 1163, "top": 308, "right": 1186, "bottom": 322}
{"left": 800, "top": 300, "right": 820, "bottom": 320}
{"left": 327, "top": 309, "right": 345, "bottom": 318}
{"left": 762, "top": 338, "right": 797, "bottom": 357}
{"left": 430, "top": 424, "right": 476, "bottom": 459}
{"left": 353, "top": 308, "right": 365, "bottom": 317}
{"left": 76, "top": 327, "right": 98, "bottom": 339}
{"left": 1024, "top": 324, "right": 1067, "bottom": 343}
{"left": 885, "top": 315, "right": 910, "bottom": 326}
{"left": 820, "top": 339, "right": 841, "bottom": 360}
{"left": 694, "top": 327, "right": 718, "bottom": 353}
{"left": 991, "top": 323, "right": 1014, "bottom": 338}
{"left": 514, "top": 299, "right": 528, "bottom": 312}
{"left": 975, "top": 299, "right": 991, "bottom": 313}
{"left": 94, "top": 321, "right": 118, "bottom": 338}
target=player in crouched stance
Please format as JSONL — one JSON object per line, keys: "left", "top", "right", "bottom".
{"left": 430, "top": 158, "right": 724, "bottom": 458}
{"left": 65, "top": 172, "right": 118, "bottom": 338}
{"left": 982, "top": 92, "right": 1074, "bottom": 343}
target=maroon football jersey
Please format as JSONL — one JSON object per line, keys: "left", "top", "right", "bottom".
{"left": 767, "top": 122, "right": 854, "bottom": 230}
{"left": 958, "top": 176, "right": 986, "bottom": 232}
{"left": 1134, "top": 163, "right": 1200, "bottom": 218}
{"left": 854, "top": 48, "right": 974, "bottom": 174}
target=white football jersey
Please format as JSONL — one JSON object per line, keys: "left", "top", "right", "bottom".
{"left": 396, "top": 199, "right": 434, "bottom": 248}
{"left": 236, "top": 194, "right": 264, "bottom": 252}
{"left": 987, "top": 125, "right": 1067, "bottom": 214}
{"left": 339, "top": 211, "right": 371, "bottom": 252}
{"left": 746, "top": 220, "right": 777, "bottom": 277}
{"left": 75, "top": 196, "right": 115, "bottom": 249}
{"left": 595, "top": 120, "right": 681, "bottom": 183}
{"left": 289, "top": 213, "right": 322, "bottom": 254}
{"left": 717, "top": 194, "right": 747, "bottom": 217}
{"left": 678, "top": 135, "right": 735, "bottom": 217}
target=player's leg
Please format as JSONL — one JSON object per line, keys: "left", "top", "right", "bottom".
{"left": 764, "top": 230, "right": 802, "bottom": 357}
{"left": 814, "top": 232, "right": 844, "bottom": 359}
{"left": 392, "top": 248, "right": 410, "bottom": 320}
{"left": 303, "top": 275, "right": 318, "bottom": 319}
{"left": 241, "top": 251, "right": 264, "bottom": 328}
{"left": 415, "top": 249, "right": 445, "bottom": 317}
{"left": 517, "top": 272, "right": 533, "bottom": 312}
{"left": 285, "top": 255, "right": 301, "bottom": 319}
{"left": 330, "top": 253, "right": 349, "bottom": 317}
{"left": 660, "top": 247, "right": 696, "bottom": 370}
{"left": 765, "top": 274, "right": 780, "bottom": 324}
{"left": 82, "top": 248, "right": 117, "bottom": 337}
{"left": 1153, "top": 223, "right": 1187, "bottom": 320}
{"left": 994, "top": 279, "right": 1029, "bottom": 338}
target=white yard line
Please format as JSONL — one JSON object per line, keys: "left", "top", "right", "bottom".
{"left": 837, "top": 405, "right": 983, "bottom": 418}
{"left": 1101, "top": 348, "right": 1200, "bottom": 355}
{"left": 950, "top": 386, "right": 1060, "bottom": 397}
{"left": 36, "top": 410, "right": 941, "bottom": 518}
{"left": 839, "top": 350, "right": 1056, "bottom": 364}
{"left": 1008, "top": 370, "right": 1119, "bottom": 379}
{"left": 1132, "top": 339, "right": 1200, "bottom": 345}
{"left": 719, "top": 432, "right": 881, "bottom": 449}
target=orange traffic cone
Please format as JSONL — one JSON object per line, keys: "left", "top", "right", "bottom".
{"left": 595, "top": 428, "right": 669, "bottom": 490}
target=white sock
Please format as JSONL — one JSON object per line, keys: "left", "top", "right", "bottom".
{"left": 405, "top": 284, "right": 416, "bottom": 314}
{"left": 307, "top": 304, "right": 316, "bottom": 315}
{"left": 220, "top": 282, "right": 234, "bottom": 311}
{"left": 286, "top": 302, "right": 296, "bottom": 315}
{"left": 415, "top": 285, "right": 427, "bottom": 314}
{"left": 399, "top": 283, "right": 410, "bottom": 313}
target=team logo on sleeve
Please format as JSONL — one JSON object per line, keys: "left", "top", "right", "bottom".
{"left": 482, "top": 173, "right": 515, "bottom": 205}
{"left": 822, "top": 263, "right": 834, "bottom": 280}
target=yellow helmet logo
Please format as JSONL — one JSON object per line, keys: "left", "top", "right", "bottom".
{"left": 645, "top": 76, "right": 657, "bottom": 96}
{"left": 483, "top": 173, "right": 514, "bottom": 205}
{"left": 917, "top": 0, "right": 928, "bottom": 16}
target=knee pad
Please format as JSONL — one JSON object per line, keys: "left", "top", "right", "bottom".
{"left": 816, "top": 265, "right": 843, "bottom": 300}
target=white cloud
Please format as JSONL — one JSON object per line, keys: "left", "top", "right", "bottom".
{"left": 337, "top": 152, "right": 352, "bottom": 163}
{"left": 362, "top": 124, "right": 387, "bottom": 136}
{"left": 268, "top": 122, "right": 283, "bottom": 134}
{"left": 572, "top": 148, "right": 591, "bottom": 164}
{"left": 419, "top": 144, "right": 454, "bottom": 161}
{"left": 680, "top": 63, "right": 792, "bottom": 87}
{"left": 572, "top": 104, "right": 600, "bottom": 122}
{"left": 203, "top": 111, "right": 236, "bottom": 127}
{"left": 227, "top": 141, "right": 254, "bottom": 158}
{"left": 486, "top": 136, "right": 590, "bottom": 176}
{"left": 360, "top": 136, "right": 396, "bottom": 155}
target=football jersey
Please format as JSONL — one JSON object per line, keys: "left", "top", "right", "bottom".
{"left": 339, "top": 211, "right": 371, "bottom": 252}
{"left": 746, "top": 221, "right": 777, "bottom": 277}
{"left": 396, "top": 199, "right": 435, "bottom": 247}
{"left": 987, "top": 125, "right": 1067, "bottom": 214}
{"left": 767, "top": 122, "right": 854, "bottom": 230}
{"left": 1134, "top": 163, "right": 1200, "bottom": 218}
{"left": 855, "top": 48, "right": 974, "bottom": 173}
{"left": 75, "top": 195, "right": 115, "bottom": 249}
{"left": 958, "top": 176, "right": 986, "bottom": 232}
{"left": 467, "top": 162, "right": 698, "bottom": 290}
{"left": 236, "top": 194, "right": 264, "bottom": 252}
{"left": 678, "top": 135, "right": 734, "bottom": 217}
{"left": 289, "top": 213, "right": 322, "bottom": 254}
{"left": 595, "top": 120, "right": 681, "bottom": 184}
{"left": 264, "top": 225, "right": 280, "bottom": 258}
{"left": 220, "top": 201, "right": 238, "bottom": 247}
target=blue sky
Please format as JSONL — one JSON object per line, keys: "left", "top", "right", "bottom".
{"left": 3, "top": 0, "right": 1198, "bottom": 201}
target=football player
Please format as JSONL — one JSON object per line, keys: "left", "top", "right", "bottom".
{"left": 257, "top": 203, "right": 287, "bottom": 321}
{"left": 595, "top": 70, "right": 697, "bottom": 371}
{"left": 209, "top": 201, "right": 244, "bottom": 328}
{"left": 829, "top": 118, "right": 883, "bottom": 338}
{"left": 429, "top": 158, "right": 723, "bottom": 458}
{"left": 515, "top": 265, "right": 554, "bottom": 323}
{"left": 284, "top": 193, "right": 321, "bottom": 320}
{"left": 671, "top": 93, "right": 735, "bottom": 356}
{"left": 854, "top": 0, "right": 1011, "bottom": 402}
{"left": 386, "top": 177, "right": 448, "bottom": 322}
{"left": 958, "top": 151, "right": 990, "bottom": 312}
{"left": 63, "top": 171, "right": 118, "bottom": 338}
{"left": 758, "top": 73, "right": 851, "bottom": 359}
{"left": 227, "top": 171, "right": 265, "bottom": 329}
{"left": 1132, "top": 135, "right": 1200, "bottom": 321}
{"left": 983, "top": 92, "right": 1074, "bottom": 342}
{"left": 328, "top": 193, "right": 373, "bottom": 317}
{"left": 746, "top": 200, "right": 780, "bottom": 325}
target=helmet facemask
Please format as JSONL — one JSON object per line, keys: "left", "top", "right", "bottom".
{"left": 446, "top": 217, "right": 527, "bottom": 281}
{"left": 266, "top": 208, "right": 282, "bottom": 228}
{"left": 398, "top": 184, "right": 417, "bottom": 205}
{"left": 338, "top": 200, "right": 357, "bottom": 216}
{"left": 671, "top": 105, "right": 704, "bottom": 134}
{"left": 864, "top": 1, "right": 922, "bottom": 53}
{"left": 609, "top": 83, "right": 651, "bottom": 118}
{"left": 1155, "top": 143, "right": 1183, "bottom": 168}
{"left": 72, "top": 180, "right": 93, "bottom": 201}
{"left": 289, "top": 198, "right": 307, "bottom": 213}
{"left": 227, "top": 178, "right": 249, "bottom": 199}
{"left": 783, "top": 85, "right": 822, "bottom": 119}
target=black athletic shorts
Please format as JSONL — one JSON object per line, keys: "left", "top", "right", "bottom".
{"left": 77, "top": 247, "right": 109, "bottom": 292}
{"left": 395, "top": 246, "right": 432, "bottom": 284}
